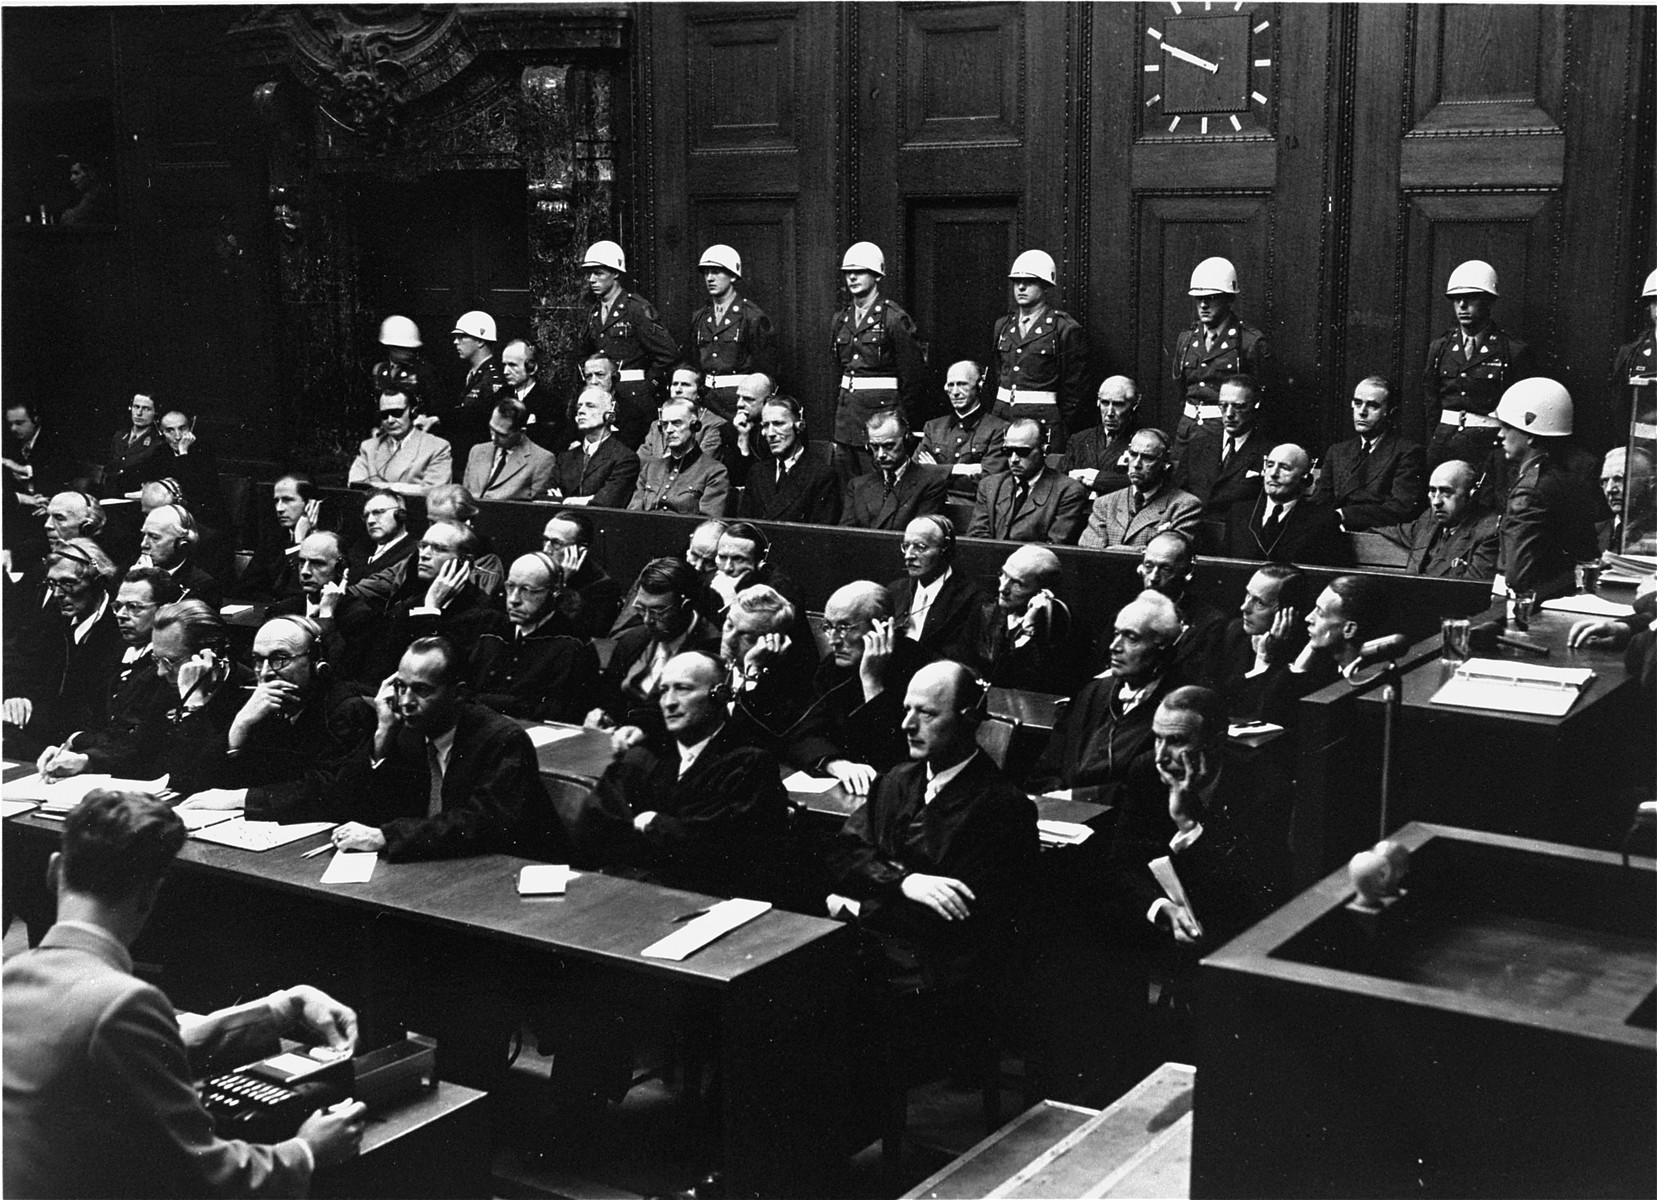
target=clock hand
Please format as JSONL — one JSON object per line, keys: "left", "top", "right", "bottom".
{"left": 1161, "top": 42, "right": 1220, "bottom": 73}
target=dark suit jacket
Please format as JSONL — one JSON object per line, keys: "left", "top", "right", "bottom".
{"left": 1224, "top": 495, "right": 1352, "bottom": 565}
{"left": 2, "top": 923, "right": 312, "bottom": 1199}
{"left": 558, "top": 558, "right": 623, "bottom": 639}
{"left": 1026, "top": 672, "right": 1179, "bottom": 801}
{"left": 970, "top": 596, "right": 1091, "bottom": 697}
{"left": 598, "top": 612, "right": 724, "bottom": 726}
{"left": 336, "top": 559, "right": 505, "bottom": 687}
{"left": 741, "top": 443, "right": 842, "bottom": 525}
{"left": 6, "top": 604, "right": 125, "bottom": 747}
{"left": 519, "top": 380, "right": 573, "bottom": 454}
{"left": 1400, "top": 509, "right": 1501, "bottom": 579}
{"left": 1307, "top": 431, "right": 1427, "bottom": 531}
{"left": 329, "top": 700, "right": 544, "bottom": 860}
{"left": 346, "top": 531, "right": 418, "bottom": 583}
{"left": 74, "top": 649, "right": 175, "bottom": 777}
{"left": 967, "top": 468, "right": 1088, "bottom": 544}
{"left": 839, "top": 461, "right": 950, "bottom": 531}
{"left": 162, "top": 558, "right": 224, "bottom": 611}
{"left": 830, "top": 753, "right": 1039, "bottom": 988}
{"left": 570, "top": 723, "right": 792, "bottom": 902}
{"left": 553, "top": 436, "right": 640, "bottom": 509}
{"left": 222, "top": 680, "right": 376, "bottom": 821}
{"left": 887, "top": 570, "right": 985, "bottom": 664}
{"left": 1177, "top": 425, "right": 1268, "bottom": 525}
{"left": 1059, "top": 425, "right": 1135, "bottom": 495}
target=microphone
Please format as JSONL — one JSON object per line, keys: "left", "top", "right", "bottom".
{"left": 1341, "top": 633, "right": 1411, "bottom": 681}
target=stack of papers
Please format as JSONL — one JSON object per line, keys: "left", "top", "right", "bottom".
{"left": 191, "top": 818, "right": 336, "bottom": 852}
{"left": 1037, "top": 819, "right": 1093, "bottom": 847}
{"left": 517, "top": 864, "right": 577, "bottom": 895}
{"left": 525, "top": 725, "right": 584, "bottom": 748}
{"left": 1431, "top": 658, "right": 1596, "bottom": 717}
{"left": 782, "top": 771, "right": 840, "bottom": 794}
{"left": 1540, "top": 593, "right": 1634, "bottom": 617}
{"left": 2, "top": 773, "right": 172, "bottom": 815}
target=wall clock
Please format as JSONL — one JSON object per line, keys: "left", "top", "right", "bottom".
{"left": 1141, "top": 1, "right": 1275, "bottom": 138}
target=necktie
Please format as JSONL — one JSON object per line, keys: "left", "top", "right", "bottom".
{"left": 776, "top": 461, "right": 787, "bottom": 486}
{"left": 1262, "top": 504, "right": 1281, "bottom": 538}
{"left": 1204, "top": 328, "right": 1217, "bottom": 353}
{"left": 1222, "top": 436, "right": 1234, "bottom": 463}
{"left": 882, "top": 470, "right": 896, "bottom": 497}
{"left": 1012, "top": 481, "right": 1029, "bottom": 514}
{"left": 924, "top": 773, "right": 943, "bottom": 805}
{"left": 426, "top": 741, "right": 444, "bottom": 817}
{"left": 1463, "top": 334, "right": 1476, "bottom": 359}
{"left": 484, "top": 446, "right": 508, "bottom": 491}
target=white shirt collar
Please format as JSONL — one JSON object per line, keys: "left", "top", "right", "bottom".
{"left": 72, "top": 592, "right": 109, "bottom": 645}
{"left": 779, "top": 445, "right": 805, "bottom": 474}
{"left": 914, "top": 566, "right": 951, "bottom": 608}
{"left": 677, "top": 722, "right": 725, "bottom": 777}
{"left": 924, "top": 750, "right": 977, "bottom": 803}
{"left": 370, "top": 530, "right": 408, "bottom": 561}
{"left": 428, "top": 724, "right": 458, "bottom": 775}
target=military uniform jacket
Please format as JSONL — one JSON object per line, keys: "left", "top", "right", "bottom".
{"left": 638, "top": 408, "right": 735, "bottom": 470}
{"left": 628, "top": 443, "right": 732, "bottom": 517}
{"left": 1613, "top": 328, "right": 1656, "bottom": 388}
{"left": 553, "top": 435, "right": 640, "bottom": 508}
{"left": 1306, "top": 430, "right": 1427, "bottom": 531}
{"left": 688, "top": 295, "right": 776, "bottom": 382}
{"left": 1079, "top": 479, "right": 1204, "bottom": 549}
{"left": 1060, "top": 425, "right": 1136, "bottom": 495}
{"left": 991, "top": 307, "right": 1091, "bottom": 430}
{"left": 1401, "top": 508, "right": 1501, "bottom": 580}
{"left": 433, "top": 356, "right": 506, "bottom": 454}
{"left": 1422, "top": 323, "right": 1535, "bottom": 425}
{"left": 831, "top": 294, "right": 929, "bottom": 440}
{"left": 1499, "top": 450, "right": 1600, "bottom": 599}
{"left": 967, "top": 468, "right": 1089, "bottom": 545}
{"left": 920, "top": 408, "right": 1011, "bottom": 479}
{"left": 1173, "top": 319, "right": 1271, "bottom": 408}
{"left": 102, "top": 426, "right": 164, "bottom": 492}
{"left": 579, "top": 291, "right": 679, "bottom": 380}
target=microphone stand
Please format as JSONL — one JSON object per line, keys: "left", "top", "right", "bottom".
{"left": 1344, "top": 656, "right": 1404, "bottom": 840}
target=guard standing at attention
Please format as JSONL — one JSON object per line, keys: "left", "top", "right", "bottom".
{"left": 687, "top": 244, "right": 775, "bottom": 423}
{"left": 990, "top": 249, "right": 1090, "bottom": 447}
{"left": 1172, "top": 256, "right": 1271, "bottom": 448}
{"left": 1611, "top": 267, "right": 1657, "bottom": 440}
{"left": 830, "top": 241, "right": 929, "bottom": 484}
{"left": 372, "top": 314, "right": 439, "bottom": 408}
{"left": 1422, "top": 260, "right": 1536, "bottom": 494}
{"left": 577, "top": 240, "right": 679, "bottom": 450}
{"left": 1493, "top": 378, "right": 1600, "bottom": 602}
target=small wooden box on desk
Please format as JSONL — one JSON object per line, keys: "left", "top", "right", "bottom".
{"left": 1193, "top": 823, "right": 1655, "bottom": 1200}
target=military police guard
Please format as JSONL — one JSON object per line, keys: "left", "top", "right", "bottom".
{"left": 577, "top": 240, "right": 679, "bottom": 450}
{"left": 687, "top": 244, "right": 776, "bottom": 422}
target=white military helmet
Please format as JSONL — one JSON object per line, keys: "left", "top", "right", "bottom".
{"left": 1446, "top": 260, "right": 1499, "bottom": 297}
{"left": 1495, "top": 377, "right": 1573, "bottom": 438}
{"left": 580, "top": 240, "right": 628, "bottom": 273}
{"left": 1641, "top": 267, "right": 1657, "bottom": 299}
{"left": 378, "top": 315, "right": 421, "bottom": 349}
{"left": 1188, "top": 256, "right": 1239, "bottom": 296}
{"left": 451, "top": 310, "right": 497, "bottom": 342}
{"left": 698, "top": 244, "right": 743, "bottom": 277}
{"left": 1008, "top": 249, "right": 1057, "bottom": 287}
{"left": 841, "top": 241, "right": 886, "bottom": 276}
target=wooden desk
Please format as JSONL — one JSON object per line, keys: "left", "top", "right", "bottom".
{"left": 2, "top": 813, "right": 852, "bottom": 1197}
{"left": 988, "top": 687, "right": 1069, "bottom": 732}
{"left": 522, "top": 721, "right": 616, "bottom": 785}
{"left": 316, "top": 1081, "right": 489, "bottom": 1199}
{"left": 1352, "top": 607, "right": 1640, "bottom": 849}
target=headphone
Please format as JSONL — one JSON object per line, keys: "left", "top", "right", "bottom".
{"left": 154, "top": 503, "right": 199, "bottom": 545}
{"left": 263, "top": 613, "right": 330, "bottom": 671}
{"left": 1145, "top": 528, "right": 1195, "bottom": 583}
{"left": 722, "top": 521, "right": 770, "bottom": 574}
{"left": 47, "top": 540, "right": 97, "bottom": 571}
{"left": 65, "top": 491, "right": 108, "bottom": 536}
{"left": 957, "top": 667, "right": 991, "bottom": 722}
{"left": 919, "top": 513, "right": 956, "bottom": 555}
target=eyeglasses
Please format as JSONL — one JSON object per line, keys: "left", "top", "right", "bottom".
{"left": 363, "top": 506, "right": 400, "bottom": 518}
{"left": 252, "top": 650, "right": 310, "bottom": 671}
{"left": 153, "top": 651, "right": 191, "bottom": 671}
{"left": 505, "top": 583, "right": 550, "bottom": 598}
{"left": 44, "top": 576, "right": 92, "bottom": 594}
{"left": 822, "top": 621, "right": 868, "bottom": 638}
{"left": 113, "top": 600, "right": 157, "bottom": 614}
{"left": 636, "top": 600, "right": 683, "bottom": 619}
{"left": 1005, "top": 444, "right": 1042, "bottom": 457}
{"left": 380, "top": 408, "right": 409, "bottom": 419}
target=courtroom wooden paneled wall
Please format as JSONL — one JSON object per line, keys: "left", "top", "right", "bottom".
{"left": 639, "top": 2, "right": 1655, "bottom": 453}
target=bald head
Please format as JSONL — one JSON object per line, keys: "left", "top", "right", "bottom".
{"left": 945, "top": 360, "right": 986, "bottom": 415}
{"left": 826, "top": 580, "right": 892, "bottom": 625}
{"left": 1097, "top": 376, "right": 1139, "bottom": 436}
{"left": 1006, "top": 544, "right": 1060, "bottom": 587}
{"left": 901, "top": 660, "right": 984, "bottom": 765}
{"left": 1262, "top": 443, "right": 1311, "bottom": 500}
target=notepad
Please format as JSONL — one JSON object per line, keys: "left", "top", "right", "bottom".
{"left": 1037, "top": 819, "right": 1093, "bottom": 846}
{"left": 517, "top": 864, "right": 576, "bottom": 895}
{"left": 1, "top": 799, "right": 40, "bottom": 819}
{"left": 319, "top": 850, "right": 377, "bottom": 884}
{"left": 1431, "top": 658, "right": 1595, "bottom": 717}
{"left": 3, "top": 772, "right": 171, "bottom": 812}
{"left": 641, "top": 898, "right": 772, "bottom": 961}
{"left": 191, "top": 818, "right": 337, "bottom": 852}
{"left": 525, "top": 725, "right": 584, "bottom": 748}
{"left": 1149, "top": 855, "right": 1197, "bottom": 924}
{"left": 219, "top": 603, "right": 256, "bottom": 617}
{"left": 782, "top": 771, "right": 841, "bottom": 794}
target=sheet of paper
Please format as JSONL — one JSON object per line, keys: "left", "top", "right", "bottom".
{"left": 1540, "top": 593, "right": 1635, "bottom": 618}
{"left": 219, "top": 603, "right": 256, "bottom": 617}
{"left": 1039, "top": 788, "right": 1074, "bottom": 801}
{"left": 1431, "top": 677, "right": 1581, "bottom": 717}
{"left": 319, "top": 850, "right": 377, "bottom": 884}
{"left": 1, "top": 799, "right": 40, "bottom": 819}
{"left": 2, "top": 772, "right": 170, "bottom": 810}
{"left": 191, "top": 818, "right": 336, "bottom": 852}
{"left": 525, "top": 724, "right": 584, "bottom": 748}
{"left": 782, "top": 771, "right": 841, "bottom": 794}
{"left": 2, "top": 759, "right": 20, "bottom": 769}
{"left": 641, "top": 897, "right": 772, "bottom": 961}
{"left": 1228, "top": 721, "right": 1286, "bottom": 745}
{"left": 175, "top": 808, "right": 239, "bottom": 832}
{"left": 518, "top": 864, "right": 575, "bottom": 895}
{"left": 1037, "top": 819, "right": 1093, "bottom": 845}
{"left": 1149, "top": 855, "right": 1196, "bottom": 922}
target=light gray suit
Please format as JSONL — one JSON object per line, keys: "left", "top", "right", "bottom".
{"left": 1079, "top": 478, "right": 1203, "bottom": 548}
{"left": 348, "top": 428, "right": 454, "bottom": 494}
{"left": 462, "top": 437, "right": 557, "bottom": 501}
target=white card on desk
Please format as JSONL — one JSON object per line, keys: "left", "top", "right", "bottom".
{"left": 320, "top": 850, "right": 377, "bottom": 884}
{"left": 219, "top": 603, "right": 256, "bottom": 617}
{"left": 518, "top": 864, "right": 575, "bottom": 895}
{"left": 525, "top": 725, "right": 583, "bottom": 748}
{"left": 782, "top": 771, "right": 840, "bottom": 794}
{"left": 1037, "top": 819, "right": 1093, "bottom": 845}
{"left": 641, "top": 897, "right": 772, "bottom": 961}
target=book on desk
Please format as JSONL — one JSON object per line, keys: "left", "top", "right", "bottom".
{"left": 1431, "top": 657, "right": 1596, "bottom": 717}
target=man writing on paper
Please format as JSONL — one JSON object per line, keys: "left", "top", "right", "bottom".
{"left": 3, "top": 790, "right": 366, "bottom": 1197}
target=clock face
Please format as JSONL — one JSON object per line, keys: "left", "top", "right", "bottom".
{"left": 1141, "top": 1, "right": 1275, "bottom": 138}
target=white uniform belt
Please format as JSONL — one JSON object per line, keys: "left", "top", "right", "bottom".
{"left": 1439, "top": 410, "right": 1500, "bottom": 429}
{"left": 841, "top": 375, "right": 898, "bottom": 391}
{"left": 1183, "top": 402, "right": 1224, "bottom": 421}
{"left": 705, "top": 373, "right": 746, "bottom": 389}
{"left": 618, "top": 369, "right": 647, "bottom": 383}
{"left": 996, "top": 387, "right": 1058, "bottom": 405}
